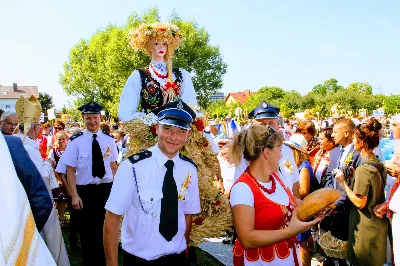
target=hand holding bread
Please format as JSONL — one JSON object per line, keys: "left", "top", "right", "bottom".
{"left": 296, "top": 188, "right": 341, "bottom": 221}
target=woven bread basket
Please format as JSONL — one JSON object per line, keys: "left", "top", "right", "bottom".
{"left": 318, "top": 231, "right": 348, "bottom": 259}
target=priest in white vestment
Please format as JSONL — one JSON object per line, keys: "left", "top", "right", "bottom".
{"left": 0, "top": 132, "right": 56, "bottom": 266}
{"left": 15, "top": 95, "right": 70, "bottom": 266}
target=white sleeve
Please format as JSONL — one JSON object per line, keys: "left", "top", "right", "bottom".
{"left": 180, "top": 69, "right": 198, "bottom": 107}
{"left": 230, "top": 182, "right": 254, "bottom": 207}
{"left": 203, "top": 132, "right": 219, "bottom": 154}
{"left": 60, "top": 140, "right": 78, "bottom": 167}
{"left": 105, "top": 160, "right": 136, "bottom": 215}
{"left": 55, "top": 161, "right": 67, "bottom": 174}
{"left": 109, "top": 139, "right": 119, "bottom": 163}
{"left": 47, "top": 135, "right": 53, "bottom": 147}
{"left": 389, "top": 188, "right": 400, "bottom": 214}
{"left": 48, "top": 149, "right": 55, "bottom": 160}
{"left": 183, "top": 167, "right": 201, "bottom": 214}
{"left": 24, "top": 145, "right": 51, "bottom": 179}
{"left": 280, "top": 144, "right": 300, "bottom": 189}
{"left": 118, "top": 70, "right": 141, "bottom": 122}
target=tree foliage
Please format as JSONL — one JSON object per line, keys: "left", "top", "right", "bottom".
{"left": 60, "top": 8, "right": 227, "bottom": 118}
{"left": 38, "top": 92, "right": 55, "bottom": 115}
{"left": 205, "top": 79, "right": 400, "bottom": 120}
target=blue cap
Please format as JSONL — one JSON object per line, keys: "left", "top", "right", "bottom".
{"left": 152, "top": 100, "right": 196, "bottom": 130}
{"left": 78, "top": 101, "right": 103, "bottom": 114}
{"left": 249, "top": 101, "right": 280, "bottom": 119}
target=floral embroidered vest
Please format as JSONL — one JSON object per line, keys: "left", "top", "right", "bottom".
{"left": 232, "top": 172, "right": 298, "bottom": 266}
{"left": 137, "top": 67, "right": 183, "bottom": 113}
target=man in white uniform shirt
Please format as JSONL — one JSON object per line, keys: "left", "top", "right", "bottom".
{"left": 60, "top": 101, "right": 118, "bottom": 266}
{"left": 234, "top": 101, "right": 301, "bottom": 197}
{"left": 104, "top": 100, "right": 200, "bottom": 266}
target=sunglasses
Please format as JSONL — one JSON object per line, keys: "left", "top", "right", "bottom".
{"left": 54, "top": 127, "right": 63, "bottom": 130}
{"left": 263, "top": 125, "right": 280, "bottom": 149}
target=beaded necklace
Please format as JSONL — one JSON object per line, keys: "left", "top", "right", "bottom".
{"left": 150, "top": 63, "right": 168, "bottom": 79}
{"left": 245, "top": 167, "right": 277, "bottom": 194}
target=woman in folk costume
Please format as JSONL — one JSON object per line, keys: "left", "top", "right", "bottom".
{"left": 229, "top": 124, "right": 321, "bottom": 266}
{"left": 0, "top": 132, "right": 56, "bottom": 266}
{"left": 118, "top": 22, "right": 197, "bottom": 122}
{"left": 15, "top": 95, "right": 70, "bottom": 266}
{"left": 117, "top": 22, "right": 232, "bottom": 249}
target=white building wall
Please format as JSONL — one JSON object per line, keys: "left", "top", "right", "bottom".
{"left": 0, "top": 99, "right": 17, "bottom": 110}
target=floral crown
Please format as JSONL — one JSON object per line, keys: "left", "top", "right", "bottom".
{"left": 128, "top": 22, "right": 183, "bottom": 56}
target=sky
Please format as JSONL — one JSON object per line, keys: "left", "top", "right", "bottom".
{"left": 1, "top": 0, "right": 399, "bottom": 108}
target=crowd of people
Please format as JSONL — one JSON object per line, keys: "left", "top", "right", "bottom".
{"left": 1, "top": 20, "right": 399, "bottom": 266}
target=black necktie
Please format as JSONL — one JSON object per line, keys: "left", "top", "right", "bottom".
{"left": 159, "top": 160, "right": 178, "bottom": 241}
{"left": 92, "top": 134, "right": 106, "bottom": 179}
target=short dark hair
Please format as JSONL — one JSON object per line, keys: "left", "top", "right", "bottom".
{"left": 321, "top": 127, "right": 334, "bottom": 142}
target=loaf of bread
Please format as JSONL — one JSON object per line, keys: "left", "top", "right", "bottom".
{"left": 297, "top": 188, "right": 341, "bottom": 221}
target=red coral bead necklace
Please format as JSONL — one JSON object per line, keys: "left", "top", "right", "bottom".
{"left": 150, "top": 63, "right": 168, "bottom": 79}
{"left": 246, "top": 167, "right": 276, "bottom": 194}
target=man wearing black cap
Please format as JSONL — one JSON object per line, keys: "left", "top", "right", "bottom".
{"left": 60, "top": 101, "right": 118, "bottom": 266}
{"left": 104, "top": 100, "right": 200, "bottom": 266}
{"left": 234, "top": 101, "right": 301, "bottom": 197}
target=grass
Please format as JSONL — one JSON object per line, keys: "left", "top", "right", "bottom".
{"left": 62, "top": 230, "right": 223, "bottom": 266}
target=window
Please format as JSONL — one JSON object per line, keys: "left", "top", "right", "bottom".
{"left": 5, "top": 105, "right": 10, "bottom": 108}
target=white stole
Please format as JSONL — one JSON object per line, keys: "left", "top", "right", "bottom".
{"left": 0, "top": 133, "right": 56, "bottom": 266}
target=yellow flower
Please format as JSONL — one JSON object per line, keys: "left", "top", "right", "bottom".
{"left": 103, "top": 147, "right": 111, "bottom": 158}
{"left": 344, "top": 152, "right": 354, "bottom": 165}
{"left": 183, "top": 172, "right": 191, "bottom": 188}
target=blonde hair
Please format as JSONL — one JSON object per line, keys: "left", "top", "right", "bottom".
{"left": 228, "top": 124, "right": 284, "bottom": 166}
{"left": 291, "top": 147, "right": 309, "bottom": 167}
{"left": 55, "top": 130, "right": 69, "bottom": 140}
{"left": 129, "top": 22, "right": 183, "bottom": 83}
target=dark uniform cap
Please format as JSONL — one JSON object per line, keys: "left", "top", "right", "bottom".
{"left": 249, "top": 101, "right": 280, "bottom": 119}
{"left": 78, "top": 101, "right": 103, "bottom": 114}
{"left": 152, "top": 100, "right": 196, "bottom": 130}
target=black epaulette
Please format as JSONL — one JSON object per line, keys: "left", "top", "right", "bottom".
{"left": 69, "top": 131, "right": 83, "bottom": 141}
{"left": 179, "top": 154, "right": 197, "bottom": 169}
{"left": 128, "top": 150, "right": 152, "bottom": 164}
{"left": 102, "top": 131, "right": 114, "bottom": 138}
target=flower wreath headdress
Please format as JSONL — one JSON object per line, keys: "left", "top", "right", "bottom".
{"left": 128, "top": 22, "right": 183, "bottom": 84}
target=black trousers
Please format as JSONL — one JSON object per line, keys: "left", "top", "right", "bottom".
{"left": 123, "top": 251, "right": 189, "bottom": 266}
{"left": 69, "top": 207, "right": 79, "bottom": 247}
{"left": 76, "top": 183, "right": 112, "bottom": 266}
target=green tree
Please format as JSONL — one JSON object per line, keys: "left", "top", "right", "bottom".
{"left": 243, "top": 86, "right": 286, "bottom": 111}
{"left": 311, "top": 78, "right": 344, "bottom": 95}
{"left": 205, "top": 100, "right": 229, "bottom": 119}
{"left": 382, "top": 95, "right": 400, "bottom": 115}
{"left": 38, "top": 92, "right": 55, "bottom": 115}
{"left": 60, "top": 8, "right": 227, "bottom": 116}
{"left": 346, "top": 82, "right": 373, "bottom": 95}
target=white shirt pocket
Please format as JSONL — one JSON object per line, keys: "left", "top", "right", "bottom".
{"left": 137, "top": 188, "right": 163, "bottom": 244}
{"left": 138, "top": 188, "right": 163, "bottom": 219}
{"left": 77, "top": 152, "right": 89, "bottom": 168}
